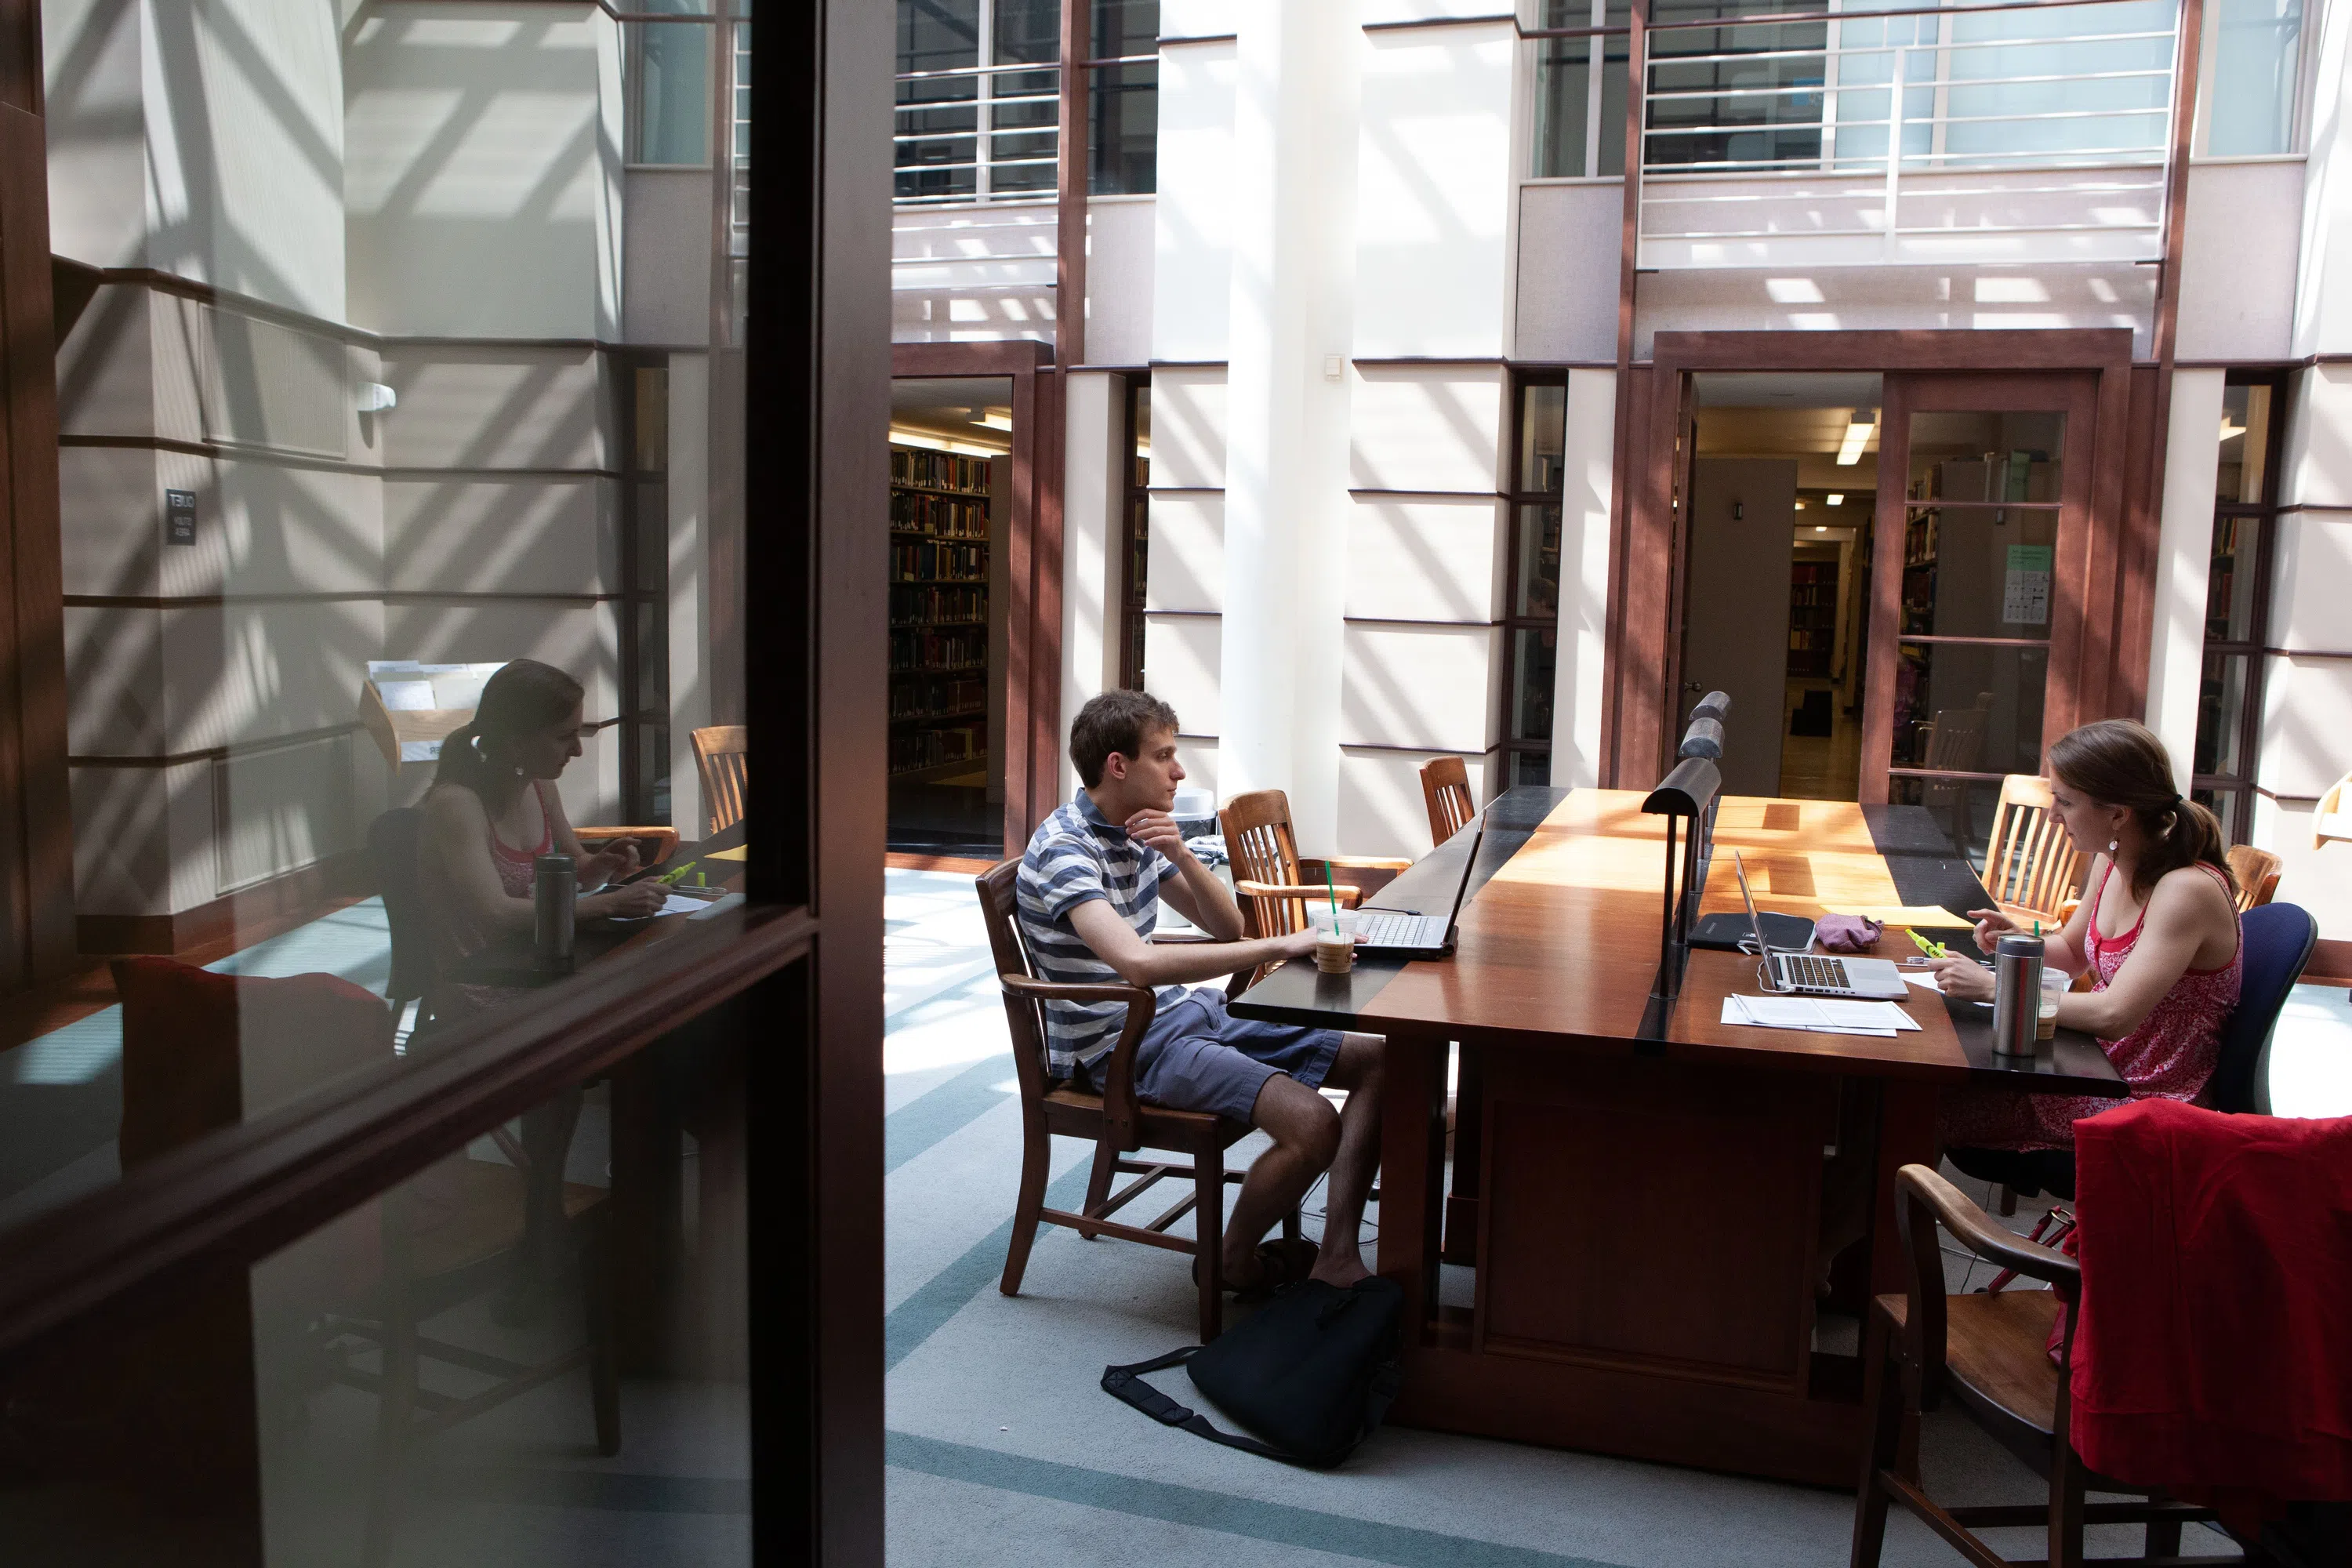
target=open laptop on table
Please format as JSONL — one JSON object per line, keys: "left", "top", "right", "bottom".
{"left": 1347, "top": 826, "right": 1485, "bottom": 958}
{"left": 1733, "top": 850, "right": 1907, "bottom": 1000}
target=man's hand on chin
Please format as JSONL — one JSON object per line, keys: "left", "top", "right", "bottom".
{"left": 1125, "top": 808, "right": 1187, "bottom": 860}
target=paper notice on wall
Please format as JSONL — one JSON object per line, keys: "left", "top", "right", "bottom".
{"left": 2002, "top": 544, "right": 2053, "bottom": 625}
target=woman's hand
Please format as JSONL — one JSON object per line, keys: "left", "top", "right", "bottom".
{"left": 586, "top": 879, "right": 666, "bottom": 920}
{"left": 1929, "top": 952, "right": 1996, "bottom": 1001}
{"left": 578, "top": 838, "right": 643, "bottom": 890}
{"left": 1964, "top": 906, "right": 2020, "bottom": 956}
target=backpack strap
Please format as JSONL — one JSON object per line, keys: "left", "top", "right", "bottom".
{"left": 1101, "top": 1351, "right": 1296, "bottom": 1463}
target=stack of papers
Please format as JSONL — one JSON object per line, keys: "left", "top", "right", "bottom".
{"left": 1720, "top": 995, "right": 1923, "bottom": 1038}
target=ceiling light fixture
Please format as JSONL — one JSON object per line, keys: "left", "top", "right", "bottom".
{"left": 1826, "top": 492, "right": 1845, "bottom": 506}
{"left": 891, "top": 425, "right": 1002, "bottom": 457}
{"left": 972, "top": 408, "right": 1014, "bottom": 432}
{"left": 2219, "top": 419, "right": 2246, "bottom": 443}
{"left": 1816, "top": 524, "right": 1829, "bottom": 532}
{"left": 1795, "top": 500, "right": 1806, "bottom": 510}
{"left": 1836, "top": 411, "right": 1877, "bottom": 466}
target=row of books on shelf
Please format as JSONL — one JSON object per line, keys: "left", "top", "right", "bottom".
{"left": 1904, "top": 515, "right": 1940, "bottom": 567}
{"left": 889, "top": 583, "right": 987, "bottom": 625}
{"left": 891, "top": 539, "right": 987, "bottom": 583}
{"left": 1788, "top": 628, "right": 1833, "bottom": 652}
{"left": 890, "top": 675, "right": 986, "bottom": 720}
{"left": 891, "top": 491, "right": 989, "bottom": 537}
{"left": 890, "top": 627, "right": 986, "bottom": 672}
{"left": 890, "top": 725, "right": 985, "bottom": 775}
{"left": 890, "top": 448, "right": 990, "bottom": 493}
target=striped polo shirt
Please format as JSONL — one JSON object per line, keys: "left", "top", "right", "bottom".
{"left": 1016, "top": 790, "right": 1186, "bottom": 1076}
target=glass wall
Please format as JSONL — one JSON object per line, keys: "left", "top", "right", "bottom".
{"left": 1120, "top": 378, "right": 1151, "bottom": 688}
{"left": 628, "top": 5, "right": 715, "bottom": 166}
{"left": 2192, "top": 376, "right": 2288, "bottom": 844}
{"left": 1530, "top": 0, "right": 1630, "bottom": 178}
{"left": 1502, "top": 378, "right": 1569, "bottom": 786}
{"left": 2206, "top": 0, "right": 2304, "bottom": 154}
{"left": 1092, "top": 0, "right": 1160, "bottom": 194}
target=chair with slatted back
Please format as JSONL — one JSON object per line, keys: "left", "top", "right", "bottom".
{"left": 976, "top": 859, "right": 1285, "bottom": 1341}
{"left": 1980, "top": 774, "right": 2089, "bottom": 928}
{"left": 691, "top": 724, "right": 749, "bottom": 836}
{"left": 1420, "top": 757, "right": 1475, "bottom": 848}
{"left": 1219, "top": 792, "right": 1409, "bottom": 985}
{"left": 1849, "top": 1164, "right": 2243, "bottom": 1568}
{"left": 1918, "top": 695, "right": 1992, "bottom": 846}
{"left": 2225, "top": 844, "right": 2281, "bottom": 912}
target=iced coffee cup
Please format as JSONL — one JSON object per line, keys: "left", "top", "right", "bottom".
{"left": 2037, "top": 967, "right": 2067, "bottom": 1041}
{"left": 1313, "top": 923, "right": 1356, "bottom": 975}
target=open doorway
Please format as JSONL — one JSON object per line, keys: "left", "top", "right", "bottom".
{"left": 1680, "top": 373, "right": 1881, "bottom": 801}
{"left": 888, "top": 377, "right": 1013, "bottom": 856}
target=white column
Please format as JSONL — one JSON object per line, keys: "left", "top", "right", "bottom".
{"left": 2147, "top": 368, "right": 2224, "bottom": 791}
{"left": 1550, "top": 368, "right": 1617, "bottom": 789}
{"left": 1062, "top": 370, "right": 1121, "bottom": 799}
{"left": 1218, "top": 0, "right": 1358, "bottom": 854}
{"left": 667, "top": 353, "right": 710, "bottom": 837}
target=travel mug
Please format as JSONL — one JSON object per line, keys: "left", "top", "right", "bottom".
{"left": 534, "top": 853, "right": 576, "bottom": 965}
{"left": 1991, "top": 931, "right": 2044, "bottom": 1058}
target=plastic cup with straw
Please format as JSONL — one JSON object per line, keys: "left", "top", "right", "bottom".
{"left": 1314, "top": 862, "right": 1354, "bottom": 973}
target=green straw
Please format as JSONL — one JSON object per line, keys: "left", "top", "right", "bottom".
{"left": 1324, "top": 861, "right": 1340, "bottom": 927}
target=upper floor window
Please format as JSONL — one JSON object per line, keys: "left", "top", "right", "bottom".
{"left": 1530, "top": 0, "right": 1630, "bottom": 179}
{"left": 2203, "top": 0, "right": 2304, "bottom": 154}
{"left": 626, "top": 1, "right": 717, "bottom": 166}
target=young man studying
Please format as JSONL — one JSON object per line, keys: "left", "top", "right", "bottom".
{"left": 1018, "top": 691, "right": 1384, "bottom": 1294}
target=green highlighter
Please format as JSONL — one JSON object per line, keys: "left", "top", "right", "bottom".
{"left": 1907, "top": 927, "right": 1947, "bottom": 960}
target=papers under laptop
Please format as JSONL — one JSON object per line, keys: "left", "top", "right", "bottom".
{"left": 1732, "top": 851, "right": 1908, "bottom": 1000}
{"left": 1720, "top": 993, "right": 1921, "bottom": 1038}
{"left": 1342, "top": 826, "right": 1485, "bottom": 957}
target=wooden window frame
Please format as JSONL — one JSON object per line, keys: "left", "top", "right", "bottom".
{"left": 2191, "top": 368, "right": 2291, "bottom": 844}
{"left": 1117, "top": 370, "right": 1148, "bottom": 690}
{"left": 1501, "top": 368, "right": 1570, "bottom": 787}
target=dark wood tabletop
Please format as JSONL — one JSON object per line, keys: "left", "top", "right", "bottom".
{"left": 1232, "top": 786, "right": 2124, "bottom": 1097}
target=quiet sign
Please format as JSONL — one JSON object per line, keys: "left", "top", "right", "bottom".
{"left": 165, "top": 489, "right": 197, "bottom": 546}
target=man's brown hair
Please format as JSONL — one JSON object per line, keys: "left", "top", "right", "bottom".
{"left": 1069, "top": 690, "right": 1178, "bottom": 788}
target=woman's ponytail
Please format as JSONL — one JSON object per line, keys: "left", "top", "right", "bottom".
{"left": 432, "top": 720, "right": 491, "bottom": 794}
{"left": 2049, "top": 719, "right": 2233, "bottom": 901}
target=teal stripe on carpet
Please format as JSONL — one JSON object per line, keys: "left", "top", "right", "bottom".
{"left": 885, "top": 1051, "right": 1018, "bottom": 1176}
{"left": 886, "top": 1432, "right": 1631, "bottom": 1568}
{"left": 886, "top": 1163, "right": 1091, "bottom": 1372}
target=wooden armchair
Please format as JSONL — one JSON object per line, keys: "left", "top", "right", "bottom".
{"left": 1981, "top": 775, "right": 2089, "bottom": 929}
{"left": 1420, "top": 756, "right": 1475, "bottom": 848}
{"left": 691, "top": 724, "right": 748, "bottom": 836}
{"left": 1219, "top": 790, "right": 1409, "bottom": 983}
{"left": 977, "top": 859, "right": 1290, "bottom": 1341}
{"left": 2225, "top": 844, "right": 2281, "bottom": 912}
{"left": 577, "top": 825, "right": 680, "bottom": 866}
{"left": 1851, "top": 1164, "right": 2236, "bottom": 1568}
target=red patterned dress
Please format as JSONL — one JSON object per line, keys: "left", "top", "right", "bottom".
{"left": 1939, "top": 860, "right": 2241, "bottom": 1153}
{"left": 420, "top": 779, "right": 557, "bottom": 1025}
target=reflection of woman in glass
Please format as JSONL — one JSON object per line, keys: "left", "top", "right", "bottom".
{"left": 1937, "top": 719, "right": 2242, "bottom": 1154}
{"left": 419, "top": 659, "right": 663, "bottom": 1022}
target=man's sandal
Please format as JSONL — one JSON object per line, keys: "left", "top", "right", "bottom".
{"left": 1196, "top": 1236, "right": 1319, "bottom": 1301}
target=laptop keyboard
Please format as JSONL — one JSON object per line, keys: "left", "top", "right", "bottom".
{"left": 1357, "top": 913, "right": 1439, "bottom": 947}
{"left": 1778, "top": 953, "right": 1851, "bottom": 993}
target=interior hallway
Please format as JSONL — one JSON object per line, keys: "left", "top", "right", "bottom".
{"left": 1778, "top": 676, "right": 1864, "bottom": 802}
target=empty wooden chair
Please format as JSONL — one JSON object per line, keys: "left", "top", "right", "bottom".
{"left": 976, "top": 859, "right": 1285, "bottom": 1341}
{"left": 2225, "top": 844, "right": 2281, "bottom": 912}
{"left": 1420, "top": 756, "right": 1475, "bottom": 848}
{"left": 1220, "top": 789, "right": 1407, "bottom": 941}
{"left": 1918, "top": 695, "right": 1992, "bottom": 844}
{"left": 1980, "top": 774, "right": 2089, "bottom": 928}
{"left": 1850, "top": 1164, "right": 2236, "bottom": 1568}
{"left": 691, "top": 724, "right": 749, "bottom": 836}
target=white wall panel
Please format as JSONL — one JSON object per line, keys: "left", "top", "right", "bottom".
{"left": 1515, "top": 183, "right": 1624, "bottom": 364}
{"left": 53, "top": 285, "right": 155, "bottom": 437}
{"left": 2251, "top": 795, "right": 2352, "bottom": 945}
{"left": 2267, "top": 513, "right": 2352, "bottom": 652}
{"left": 163, "top": 600, "right": 384, "bottom": 753}
{"left": 1341, "top": 622, "right": 1501, "bottom": 753}
{"left": 1143, "top": 614, "right": 1221, "bottom": 737}
{"left": 384, "top": 476, "right": 616, "bottom": 594}
{"left": 1174, "top": 736, "right": 1219, "bottom": 803}
{"left": 1634, "top": 264, "right": 2156, "bottom": 359}
{"left": 891, "top": 203, "right": 1058, "bottom": 345}
{"left": 2278, "top": 365, "right": 2352, "bottom": 510}
{"left": 67, "top": 765, "right": 181, "bottom": 916}
{"left": 1349, "top": 365, "right": 1507, "bottom": 493}
{"left": 1086, "top": 198, "right": 1156, "bottom": 366}
{"left": 1145, "top": 492, "right": 1226, "bottom": 612}
{"left": 216, "top": 732, "right": 361, "bottom": 894}
{"left": 2147, "top": 369, "right": 2226, "bottom": 789}
{"left": 42, "top": 0, "right": 147, "bottom": 270}
{"left": 1343, "top": 495, "right": 1504, "bottom": 623}
{"left": 1352, "top": 24, "right": 1516, "bottom": 360}
{"left": 1150, "top": 367, "right": 1227, "bottom": 488}
{"left": 1338, "top": 745, "right": 1494, "bottom": 861}
{"left": 1151, "top": 42, "right": 1239, "bottom": 364}
{"left": 1062, "top": 372, "right": 1120, "bottom": 798}
{"left": 378, "top": 348, "right": 612, "bottom": 470}
{"left": 2256, "top": 654, "right": 2352, "bottom": 799}
{"left": 1552, "top": 367, "right": 1614, "bottom": 787}
{"left": 62, "top": 604, "right": 165, "bottom": 755}
{"left": 159, "top": 460, "right": 384, "bottom": 599}
{"left": 2294, "top": 0, "right": 2352, "bottom": 356}
{"left": 622, "top": 168, "right": 713, "bottom": 344}
{"left": 2176, "top": 162, "right": 2303, "bottom": 363}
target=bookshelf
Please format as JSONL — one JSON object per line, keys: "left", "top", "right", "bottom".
{"left": 888, "top": 446, "right": 992, "bottom": 782}
{"left": 1785, "top": 559, "right": 1837, "bottom": 677}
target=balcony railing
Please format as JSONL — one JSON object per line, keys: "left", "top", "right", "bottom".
{"left": 895, "top": 60, "right": 1064, "bottom": 205}
{"left": 1628, "top": 0, "right": 2182, "bottom": 268}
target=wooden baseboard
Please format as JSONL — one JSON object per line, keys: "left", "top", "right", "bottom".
{"left": 884, "top": 851, "right": 1000, "bottom": 874}
{"left": 78, "top": 851, "right": 376, "bottom": 958}
{"left": 2310, "top": 938, "right": 2352, "bottom": 984}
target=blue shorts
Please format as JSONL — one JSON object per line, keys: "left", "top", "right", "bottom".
{"left": 1081, "top": 988, "right": 1341, "bottom": 1123}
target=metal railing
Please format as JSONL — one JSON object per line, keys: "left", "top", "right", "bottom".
{"left": 895, "top": 59, "right": 1063, "bottom": 205}
{"left": 1626, "top": 0, "right": 2183, "bottom": 267}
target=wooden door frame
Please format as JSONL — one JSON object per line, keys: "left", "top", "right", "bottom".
{"left": 1862, "top": 370, "right": 2100, "bottom": 805}
{"left": 888, "top": 339, "right": 1063, "bottom": 855}
{"left": 1608, "top": 329, "right": 2143, "bottom": 790}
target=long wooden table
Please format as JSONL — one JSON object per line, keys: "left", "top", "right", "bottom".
{"left": 1231, "top": 786, "right": 2122, "bottom": 1486}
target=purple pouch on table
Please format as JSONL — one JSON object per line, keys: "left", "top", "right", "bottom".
{"left": 1817, "top": 914, "right": 1883, "bottom": 953}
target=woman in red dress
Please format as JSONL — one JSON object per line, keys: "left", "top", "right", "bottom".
{"left": 1936, "top": 719, "right": 2243, "bottom": 1153}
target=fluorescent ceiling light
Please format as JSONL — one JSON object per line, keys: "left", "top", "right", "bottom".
{"left": 972, "top": 407, "right": 1014, "bottom": 432}
{"left": 1826, "top": 493, "right": 1844, "bottom": 506}
{"left": 1837, "top": 412, "right": 1876, "bottom": 466}
{"left": 1794, "top": 500, "right": 1806, "bottom": 510}
{"left": 1816, "top": 524, "right": 1828, "bottom": 532}
{"left": 2219, "top": 419, "right": 2245, "bottom": 443}
{"left": 891, "top": 425, "right": 1003, "bottom": 456}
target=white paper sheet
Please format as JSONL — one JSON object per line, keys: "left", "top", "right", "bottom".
{"left": 1720, "top": 994, "right": 1919, "bottom": 1038}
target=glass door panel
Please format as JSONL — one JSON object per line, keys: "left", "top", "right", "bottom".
{"left": 1863, "top": 375, "right": 2096, "bottom": 843}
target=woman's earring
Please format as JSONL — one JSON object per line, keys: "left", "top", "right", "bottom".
{"left": 2108, "top": 838, "right": 2118, "bottom": 854}
{"left": 514, "top": 764, "right": 527, "bottom": 778}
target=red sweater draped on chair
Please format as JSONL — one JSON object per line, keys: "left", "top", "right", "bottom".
{"left": 2071, "top": 1097, "right": 2352, "bottom": 1503}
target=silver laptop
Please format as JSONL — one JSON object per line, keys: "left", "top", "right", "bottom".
{"left": 1351, "top": 827, "right": 1485, "bottom": 957}
{"left": 1733, "top": 851, "right": 1907, "bottom": 1000}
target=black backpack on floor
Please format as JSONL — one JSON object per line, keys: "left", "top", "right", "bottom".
{"left": 1101, "top": 1276, "right": 1403, "bottom": 1468}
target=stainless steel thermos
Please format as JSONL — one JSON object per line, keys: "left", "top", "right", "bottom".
{"left": 1991, "top": 931, "right": 2045, "bottom": 1058}
{"left": 533, "top": 853, "right": 576, "bottom": 964}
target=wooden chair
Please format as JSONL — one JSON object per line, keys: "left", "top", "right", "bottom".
{"left": 1850, "top": 1164, "right": 2239, "bottom": 1568}
{"left": 1420, "top": 756, "right": 1476, "bottom": 848}
{"left": 1219, "top": 791, "right": 1409, "bottom": 979}
{"left": 1980, "top": 774, "right": 2089, "bottom": 928}
{"left": 691, "top": 724, "right": 749, "bottom": 836}
{"left": 2225, "top": 844, "right": 2281, "bottom": 912}
{"left": 1918, "top": 695, "right": 1992, "bottom": 845}
{"left": 578, "top": 825, "right": 680, "bottom": 866}
{"left": 977, "top": 859, "right": 1289, "bottom": 1341}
